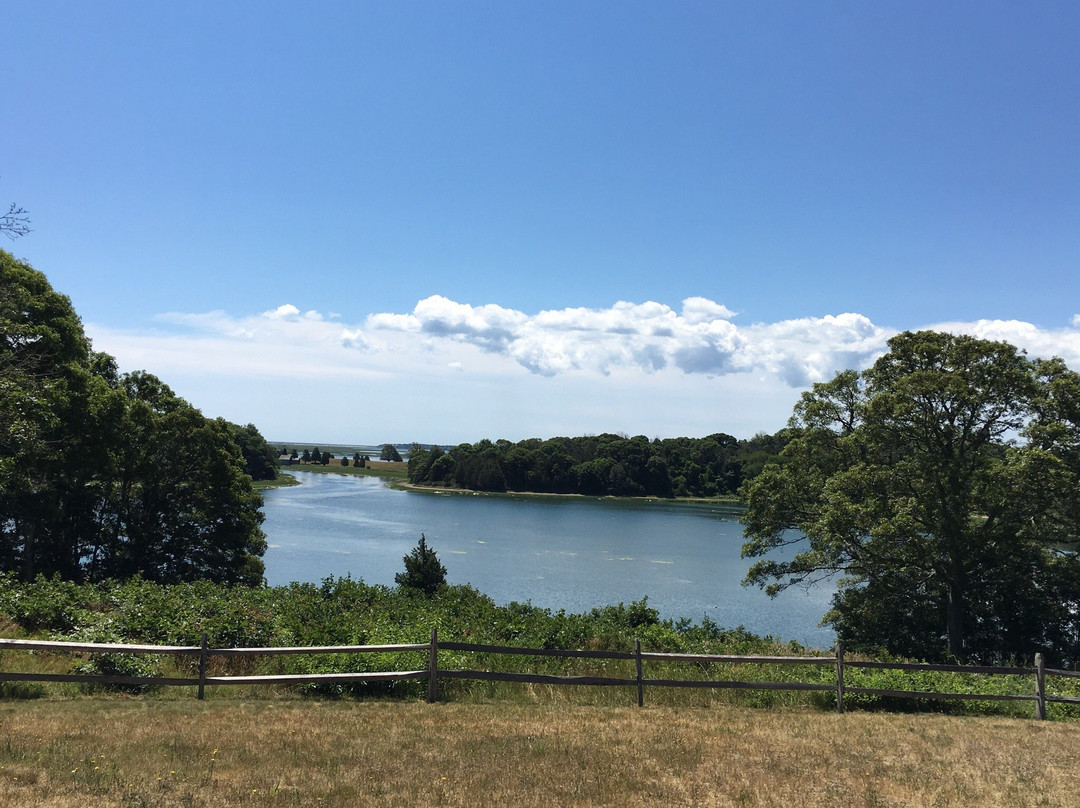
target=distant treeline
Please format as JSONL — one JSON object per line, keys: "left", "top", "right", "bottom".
{"left": 407, "top": 432, "right": 790, "bottom": 498}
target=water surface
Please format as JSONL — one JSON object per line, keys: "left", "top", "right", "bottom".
{"left": 261, "top": 472, "right": 835, "bottom": 647}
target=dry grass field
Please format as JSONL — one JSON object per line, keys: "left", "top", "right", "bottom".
{"left": 0, "top": 698, "right": 1077, "bottom": 807}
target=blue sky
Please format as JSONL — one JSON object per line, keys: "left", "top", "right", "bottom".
{"left": 4, "top": 2, "right": 1078, "bottom": 444}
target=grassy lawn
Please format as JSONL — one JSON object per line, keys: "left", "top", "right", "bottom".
{"left": 0, "top": 698, "right": 1077, "bottom": 807}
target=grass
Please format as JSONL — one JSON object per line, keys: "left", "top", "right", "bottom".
{"left": 252, "top": 474, "right": 301, "bottom": 491}
{"left": 0, "top": 698, "right": 1078, "bottom": 807}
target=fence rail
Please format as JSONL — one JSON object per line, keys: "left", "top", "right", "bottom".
{"left": 2, "top": 631, "right": 1078, "bottom": 719}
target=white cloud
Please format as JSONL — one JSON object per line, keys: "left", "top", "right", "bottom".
{"left": 85, "top": 296, "right": 1080, "bottom": 442}
{"left": 265, "top": 304, "right": 300, "bottom": 321}
{"left": 682, "top": 297, "right": 736, "bottom": 324}
{"left": 929, "top": 319, "right": 1080, "bottom": 370}
{"left": 742, "top": 313, "right": 893, "bottom": 387}
{"left": 100, "top": 297, "right": 1080, "bottom": 387}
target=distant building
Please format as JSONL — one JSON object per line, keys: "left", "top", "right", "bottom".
{"left": 278, "top": 454, "right": 297, "bottom": 466}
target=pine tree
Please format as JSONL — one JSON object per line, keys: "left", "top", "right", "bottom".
{"left": 394, "top": 534, "right": 446, "bottom": 595}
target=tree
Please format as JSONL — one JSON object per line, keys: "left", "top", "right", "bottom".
{"left": 95, "top": 379, "right": 267, "bottom": 585}
{"left": 395, "top": 533, "right": 447, "bottom": 595}
{"left": 0, "top": 249, "right": 266, "bottom": 585}
{"left": 226, "top": 422, "right": 278, "bottom": 481}
{"left": 381, "top": 444, "right": 403, "bottom": 462}
{"left": 740, "top": 330, "right": 1080, "bottom": 665}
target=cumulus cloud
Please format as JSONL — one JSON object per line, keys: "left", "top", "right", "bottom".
{"left": 363, "top": 296, "right": 898, "bottom": 382}
{"left": 930, "top": 319, "right": 1080, "bottom": 370}
{"left": 265, "top": 304, "right": 300, "bottom": 321}
{"left": 83, "top": 297, "right": 1080, "bottom": 443}
{"left": 742, "top": 313, "right": 892, "bottom": 387}
{"left": 682, "top": 297, "right": 736, "bottom": 324}
{"left": 93, "top": 296, "right": 1080, "bottom": 393}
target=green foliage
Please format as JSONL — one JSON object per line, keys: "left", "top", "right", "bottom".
{"left": 842, "top": 662, "right": 1033, "bottom": 716}
{"left": 225, "top": 422, "right": 279, "bottom": 481}
{"left": 0, "top": 251, "right": 267, "bottom": 585}
{"left": 406, "top": 432, "right": 789, "bottom": 498}
{"left": 741, "top": 330, "right": 1080, "bottom": 666}
{"left": 381, "top": 444, "right": 403, "bottom": 462}
{"left": 69, "top": 626, "right": 162, "bottom": 695}
{"left": 395, "top": 534, "right": 447, "bottom": 595}
{"left": 4, "top": 576, "right": 1073, "bottom": 715}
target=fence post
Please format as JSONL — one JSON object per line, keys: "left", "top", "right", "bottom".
{"left": 635, "top": 639, "right": 644, "bottom": 708}
{"left": 198, "top": 633, "right": 208, "bottom": 701}
{"left": 1035, "top": 652, "right": 1046, "bottom": 721}
{"left": 834, "top": 642, "right": 845, "bottom": 714}
{"left": 428, "top": 627, "right": 438, "bottom": 704}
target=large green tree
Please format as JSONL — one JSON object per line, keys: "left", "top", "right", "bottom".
{"left": 740, "top": 330, "right": 1080, "bottom": 665}
{"left": 226, "top": 422, "right": 279, "bottom": 481}
{"left": 0, "top": 249, "right": 266, "bottom": 584}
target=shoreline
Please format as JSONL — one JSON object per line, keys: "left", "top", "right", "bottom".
{"left": 271, "top": 464, "right": 744, "bottom": 507}
{"left": 394, "top": 479, "right": 743, "bottom": 507}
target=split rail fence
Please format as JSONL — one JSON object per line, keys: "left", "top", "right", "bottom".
{"left": 2, "top": 631, "right": 1078, "bottom": 720}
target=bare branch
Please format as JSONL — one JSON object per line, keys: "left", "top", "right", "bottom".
{"left": 1, "top": 201, "right": 31, "bottom": 239}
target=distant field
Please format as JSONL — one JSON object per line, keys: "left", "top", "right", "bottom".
{"left": 0, "top": 699, "right": 1077, "bottom": 807}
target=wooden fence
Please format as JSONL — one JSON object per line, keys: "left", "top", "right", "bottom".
{"left": 2, "top": 631, "right": 1078, "bottom": 719}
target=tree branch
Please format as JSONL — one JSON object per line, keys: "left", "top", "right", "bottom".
{"left": 1, "top": 202, "right": 31, "bottom": 239}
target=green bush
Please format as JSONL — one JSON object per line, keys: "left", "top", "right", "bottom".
{"left": 3, "top": 575, "right": 1072, "bottom": 716}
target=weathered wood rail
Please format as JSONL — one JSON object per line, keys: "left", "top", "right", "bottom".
{"left": 2, "top": 632, "right": 1077, "bottom": 719}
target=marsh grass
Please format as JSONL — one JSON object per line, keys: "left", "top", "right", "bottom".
{"left": 0, "top": 699, "right": 1078, "bottom": 807}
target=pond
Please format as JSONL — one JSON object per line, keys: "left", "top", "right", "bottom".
{"left": 261, "top": 472, "right": 835, "bottom": 648}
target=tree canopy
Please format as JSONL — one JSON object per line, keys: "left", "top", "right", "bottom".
{"left": 740, "top": 330, "right": 1080, "bottom": 665}
{"left": 407, "top": 432, "right": 786, "bottom": 498}
{"left": 0, "top": 249, "right": 268, "bottom": 585}
{"left": 380, "top": 444, "right": 403, "bottom": 462}
{"left": 395, "top": 534, "right": 446, "bottom": 595}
